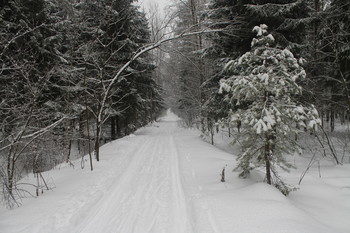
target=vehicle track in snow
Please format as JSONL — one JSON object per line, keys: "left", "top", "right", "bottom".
{"left": 75, "top": 120, "right": 194, "bottom": 233}
{"left": 2, "top": 110, "right": 344, "bottom": 233}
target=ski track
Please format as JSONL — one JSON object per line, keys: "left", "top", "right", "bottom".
{"left": 2, "top": 110, "right": 345, "bottom": 233}
{"left": 72, "top": 120, "right": 196, "bottom": 233}
{"left": 2, "top": 115, "right": 223, "bottom": 233}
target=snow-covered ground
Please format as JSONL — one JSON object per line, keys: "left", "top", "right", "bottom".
{"left": 1, "top": 110, "right": 349, "bottom": 233}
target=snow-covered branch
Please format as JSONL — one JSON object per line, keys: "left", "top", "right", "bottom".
{"left": 0, "top": 116, "right": 68, "bottom": 153}
{"left": 97, "top": 28, "right": 223, "bottom": 123}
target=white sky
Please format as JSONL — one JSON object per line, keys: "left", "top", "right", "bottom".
{"left": 138, "top": 0, "right": 173, "bottom": 13}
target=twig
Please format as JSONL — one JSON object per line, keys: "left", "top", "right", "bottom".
{"left": 298, "top": 152, "right": 316, "bottom": 185}
{"left": 319, "top": 125, "right": 340, "bottom": 164}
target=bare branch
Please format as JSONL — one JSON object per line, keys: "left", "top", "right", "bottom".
{"left": 97, "top": 28, "right": 223, "bottom": 124}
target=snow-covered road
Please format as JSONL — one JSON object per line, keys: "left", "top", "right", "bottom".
{"left": 77, "top": 116, "right": 193, "bottom": 233}
{"left": 1, "top": 110, "right": 349, "bottom": 233}
{"left": 0, "top": 111, "right": 219, "bottom": 233}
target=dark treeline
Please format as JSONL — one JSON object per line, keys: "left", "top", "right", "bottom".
{"left": 169, "top": 0, "right": 349, "bottom": 130}
{"left": 0, "top": 0, "right": 163, "bottom": 206}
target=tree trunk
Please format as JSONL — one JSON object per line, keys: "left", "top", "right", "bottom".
{"left": 95, "top": 117, "right": 100, "bottom": 162}
{"left": 67, "top": 139, "right": 72, "bottom": 162}
{"left": 340, "top": 110, "right": 345, "bottom": 125}
{"left": 264, "top": 137, "right": 272, "bottom": 185}
{"left": 86, "top": 113, "right": 93, "bottom": 171}
{"left": 330, "top": 107, "right": 335, "bottom": 132}
{"left": 116, "top": 116, "right": 121, "bottom": 138}
{"left": 6, "top": 149, "right": 16, "bottom": 196}
{"left": 83, "top": 75, "right": 93, "bottom": 170}
{"left": 151, "top": 91, "right": 155, "bottom": 122}
{"left": 111, "top": 116, "right": 116, "bottom": 140}
{"left": 124, "top": 118, "right": 128, "bottom": 136}
{"left": 65, "top": 120, "right": 73, "bottom": 163}
{"left": 326, "top": 109, "right": 330, "bottom": 124}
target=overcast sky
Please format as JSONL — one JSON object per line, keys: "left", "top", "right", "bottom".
{"left": 138, "top": 0, "right": 172, "bottom": 14}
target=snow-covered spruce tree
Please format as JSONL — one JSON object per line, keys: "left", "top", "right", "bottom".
{"left": 219, "top": 25, "right": 320, "bottom": 195}
{"left": 203, "top": 0, "right": 312, "bottom": 141}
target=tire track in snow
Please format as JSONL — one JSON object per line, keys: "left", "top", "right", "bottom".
{"left": 113, "top": 135, "right": 170, "bottom": 233}
{"left": 35, "top": 136, "right": 152, "bottom": 233}
{"left": 75, "top": 122, "right": 194, "bottom": 233}
{"left": 75, "top": 136, "right": 157, "bottom": 233}
{"left": 168, "top": 135, "right": 194, "bottom": 233}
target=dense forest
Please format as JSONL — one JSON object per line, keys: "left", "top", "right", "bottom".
{"left": 0, "top": 0, "right": 164, "bottom": 206}
{"left": 1, "top": 0, "right": 349, "bottom": 206}
{"left": 165, "top": 0, "right": 349, "bottom": 194}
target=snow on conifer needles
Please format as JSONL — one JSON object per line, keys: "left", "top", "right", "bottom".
{"left": 218, "top": 25, "right": 321, "bottom": 195}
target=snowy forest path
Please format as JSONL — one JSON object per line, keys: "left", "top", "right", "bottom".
{"left": 1, "top": 110, "right": 347, "bottom": 233}
{"left": 75, "top": 111, "right": 195, "bottom": 233}
{"left": 0, "top": 110, "right": 223, "bottom": 233}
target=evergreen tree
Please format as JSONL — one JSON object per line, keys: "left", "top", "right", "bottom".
{"left": 246, "top": 0, "right": 312, "bottom": 57}
{"left": 0, "top": 0, "right": 66, "bottom": 205}
{"left": 316, "top": 0, "right": 350, "bottom": 128}
{"left": 203, "top": 0, "right": 313, "bottom": 138}
{"left": 0, "top": 0, "right": 162, "bottom": 206}
{"left": 207, "top": 0, "right": 312, "bottom": 59}
{"left": 70, "top": 0, "right": 161, "bottom": 160}
{"left": 206, "top": 0, "right": 251, "bottom": 59}
{"left": 218, "top": 25, "right": 320, "bottom": 195}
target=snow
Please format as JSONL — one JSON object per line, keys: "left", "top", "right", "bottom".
{"left": 253, "top": 24, "right": 268, "bottom": 37}
{"left": 1, "top": 110, "right": 349, "bottom": 233}
{"left": 267, "top": 34, "right": 275, "bottom": 42}
{"left": 254, "top": 119, "right": 268, "bottom": 134}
